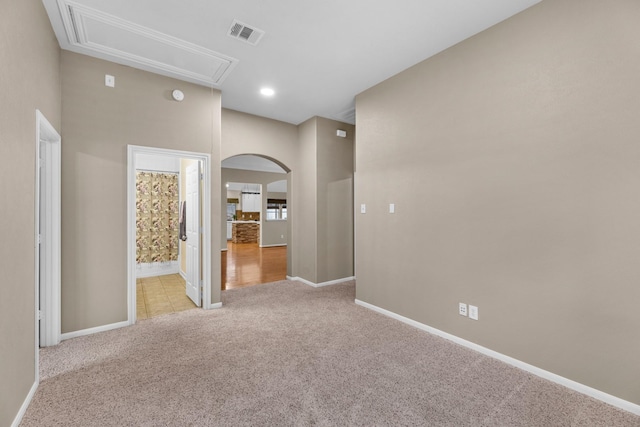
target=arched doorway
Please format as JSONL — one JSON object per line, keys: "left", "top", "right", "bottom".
{"left": 221, "top": 154, "right": 291, "bottom": 289}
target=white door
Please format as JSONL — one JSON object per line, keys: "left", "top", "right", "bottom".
{"left": 185, "top": 162, "right": 201, "bottom": 306}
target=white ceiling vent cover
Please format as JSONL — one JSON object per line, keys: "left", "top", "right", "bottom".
{"left": 228, "top": 20, "right": 265, "bottom": 46}
{"left": 334, "top": 108, "right": 356, "bottom": 125}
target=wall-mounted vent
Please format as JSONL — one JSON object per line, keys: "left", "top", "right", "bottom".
{"left": 228, "top": 20, "right": 265, "bottom": 46}
{"left": 334, "top": 107, "right": 356, "bottom": 125}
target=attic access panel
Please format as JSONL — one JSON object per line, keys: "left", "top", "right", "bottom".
{"left": 58, "top": 0, "right": 238, "bottom": 85}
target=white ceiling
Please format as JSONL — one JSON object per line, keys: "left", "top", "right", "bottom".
{"left": 42, "top": 0, "right": 540, "bottom": 125}
{"left": 266, "top": 180, "right": 287, "bottom": 193}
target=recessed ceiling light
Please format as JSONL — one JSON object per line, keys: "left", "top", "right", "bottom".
{"left": 260, "top": 87, "right": 275, "bottom": 97}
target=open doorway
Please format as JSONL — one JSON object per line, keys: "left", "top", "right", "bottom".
{"left": 221, "top": 155, "right": 290, "bottom": 290}
{"left": 132, "top": 155, "right": 201, "bottom": 319}
{"left": 127, "top": 145, "right": 213, "bottom": 324}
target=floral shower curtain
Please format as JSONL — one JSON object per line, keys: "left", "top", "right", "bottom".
{"left": 136, "top": 171, "right": 179, "bottom": 264}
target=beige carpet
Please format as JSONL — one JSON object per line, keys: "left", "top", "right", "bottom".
{"left": 21, "top": 280, "right": 639, "bottom": 426}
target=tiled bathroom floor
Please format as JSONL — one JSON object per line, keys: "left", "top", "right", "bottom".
{"left": 136, "top": 274, "right": 197, "bottom": 320}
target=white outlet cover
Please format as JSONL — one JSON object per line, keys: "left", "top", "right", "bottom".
{"left": 105, "top": 74, "right": 115, "bottom": 87}
{"left": 459, "top": 303, "right": 467, "bottom": 316}
{"left": 469, "top": 305, "right": 479, "bottom": 320}
{"left": 360, "top": 204, "right": 366, "bottom": 214}
{"left": 389, "top": 203, "right": 395, "bottom": 213}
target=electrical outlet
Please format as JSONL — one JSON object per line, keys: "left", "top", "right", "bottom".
{"left": 105, "top": 74, "right": 115, "bottom": 87}
{"left": 459, "top": 303, "right": 467, "bottom": 316}
{"left": 360, "top": 204, "right": 366, "bottom": 214}
{"left": 469, "top": 305, "right": 478, "bottom": 320}
{"left": 389, "top": 203, "right": 395, "bottom": 214}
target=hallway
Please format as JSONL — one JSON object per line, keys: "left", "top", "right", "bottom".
{"left": 222, "top": 243, "right": 287, "bottom": 290}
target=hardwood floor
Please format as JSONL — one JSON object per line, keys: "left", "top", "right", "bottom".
{"left": 222, "top": 242, "right": 287, "bottom": 290}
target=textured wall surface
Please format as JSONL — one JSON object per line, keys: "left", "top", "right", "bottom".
{"left": 0, "top": 1, "right": 61, "bottom": 424}
{"left": 356, "top": 0, "right": 640, "bottom": 405}
{"left": 61, "top": 52, "right": 221, "bottom": 332}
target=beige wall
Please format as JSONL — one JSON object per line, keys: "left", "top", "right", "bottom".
{"left": 263, "top": 220, "right": 288, "bottom": 247}
{"left": 316, "top": 118, "right": 355, "bottom": 283}
{"left": 61, "top": 52, "right": 222, "bottom": 333}
{"left": 264, "top": 192, "right": 288, "bottom": 246}
{"left": 226, "top": 190, "right": 241, "bottom": 206}
{"left": 295, "top": 118, "right": 318, "bottom": 281}
{"left": 294, "top": 117, "right": 355, "bottom": 284}
{"left": 0, "top": 1, "right": 61, "bottom": 424}
{"left": 221, "top": 109, "right": 298, "bottom": 170}
{"left": 355, "top": 0, "right": 640, "bottom": 405}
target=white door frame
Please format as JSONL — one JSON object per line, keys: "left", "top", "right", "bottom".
{"left": 35, "top": 109, "right": 62, "bottom": 352}
{"left": 127, "top": 145, "right": 213, "bottom": 324}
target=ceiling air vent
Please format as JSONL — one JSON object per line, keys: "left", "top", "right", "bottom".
{"left": 334, "top": 108, "right": 356, "bottom": 125}
{"left": 228, "top": 20, "right": 265, "bottom": 46}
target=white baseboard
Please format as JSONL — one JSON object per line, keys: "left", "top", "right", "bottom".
{"left": 354, "top": 299, "right": 640, "bottom": 416}
{"left": 209, "top": 302, "right": 222, "bottom": 309}
{"left": 11, "top": 381, "right": 38, "bottom": 427}
{"left": 259, "top": 243, "right": 287, "bottom": 248}
{"left": 288, "top": 276, "right": 355, "bottom": 288}
{"left": 135, "top": 261, "right": 179, "bottom": 278}
{"left": 60, "top": 320, "right": 129, "bottom": 341}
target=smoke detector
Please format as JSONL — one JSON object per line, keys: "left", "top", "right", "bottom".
{"left": 227, "top": 20, "right": 265, "bottom": 45}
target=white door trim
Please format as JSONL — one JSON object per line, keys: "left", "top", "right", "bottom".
{"left": 127, "top": 145, "right": 213, "bottom": 325}
{"left": 35, "top": 109, "right": 61, "bottom": 353}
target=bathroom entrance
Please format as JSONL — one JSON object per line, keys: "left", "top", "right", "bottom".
{"left": 127, "top": 145, "right": 213, "bottom": 323}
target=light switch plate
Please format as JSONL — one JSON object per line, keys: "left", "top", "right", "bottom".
{"left": 469, "top": 305, "right": 479, "bottom": 320}
{"left": 360, "top": 204, "right": 366, "bottom": 214}
{"left": 389, "top": 203, "right": 395, "bottom": 213}
{"left": 105, "top": 74, "right": 115, "bottom": 87}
